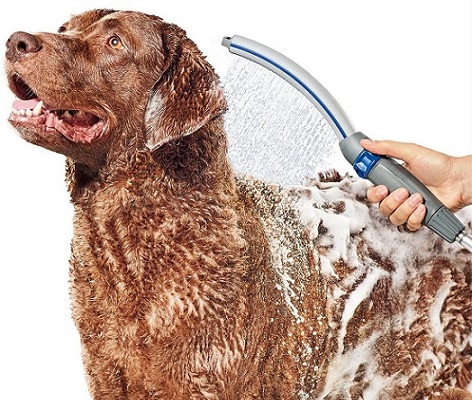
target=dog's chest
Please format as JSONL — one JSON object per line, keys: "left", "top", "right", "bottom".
{"left": 68, "top": 186, "right": 256, "bottom": 387}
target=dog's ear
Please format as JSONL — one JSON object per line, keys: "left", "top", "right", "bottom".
{"left": 145, "top": 24, "right": 227, "bottom": 150}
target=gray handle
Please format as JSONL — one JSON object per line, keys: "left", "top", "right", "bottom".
{"left": 340, "top": 132, "right": 464, "bottom": 243}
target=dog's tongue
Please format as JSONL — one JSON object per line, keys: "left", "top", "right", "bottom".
{"left": 12, "top": 98, "right": 40, "bottom": 110}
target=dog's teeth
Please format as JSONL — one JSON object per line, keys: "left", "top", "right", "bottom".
{"left": 26, "top": 109, "right": 33, "bottom": 117}
{"left": 32, "top": 100, "right": 44, "bottom": 116}
{"left": 19, "top": 109, "right": 26, "bottom": 116}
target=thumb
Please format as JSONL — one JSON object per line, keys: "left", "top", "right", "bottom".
{"left": 360, "top": 139, "right": 422, "bottom": 164}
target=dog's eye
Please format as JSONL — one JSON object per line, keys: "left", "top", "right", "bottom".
{"left": 108, "top": 36, "right": 124, "bottom": 50}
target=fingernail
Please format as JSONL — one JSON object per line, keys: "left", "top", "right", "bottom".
{"left": 361, "top": 138, "right": 374, "bottom": 146}
{"left": 413, "top": 204, "right": 426, "bottom": 216}
{"left": 408, "top": 193, "right": 423, "bottom": 207}
{"left": 394, "top": 189, "right": 409, "bottom": 202}
{"left": 376, "top": 186, "right": 388, "bottom": 197}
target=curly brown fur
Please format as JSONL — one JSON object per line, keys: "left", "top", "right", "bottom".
{"left": 5, "top": 9, "right": 472, "bottom": 400}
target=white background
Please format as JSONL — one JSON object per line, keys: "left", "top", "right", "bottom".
{"left": 0, "top": 0, "right": 470, "bottom": 398}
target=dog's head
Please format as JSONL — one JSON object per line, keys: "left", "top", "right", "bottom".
{"left": 5, "top": 9, "right": 226, "bottom": 168}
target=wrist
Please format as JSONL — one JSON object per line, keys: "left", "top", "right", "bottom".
{"left": 456, "top": 155, "right": 472, "bottom": 208}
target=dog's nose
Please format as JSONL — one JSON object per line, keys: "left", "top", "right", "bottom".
{"left": 6, "top": 31, "right": 42, "bottom": 62}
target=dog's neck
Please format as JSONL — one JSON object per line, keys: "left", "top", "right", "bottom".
{"left": 66, "top": 118, "right": 235, "bottom": 205}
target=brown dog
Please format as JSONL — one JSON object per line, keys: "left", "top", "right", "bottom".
{"left": 5, "top": 9, "right": 472, "bottom": 399}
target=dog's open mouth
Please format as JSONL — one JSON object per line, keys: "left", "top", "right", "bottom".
{"left": 9, "top": 76, "right": 106, "bottom": 144}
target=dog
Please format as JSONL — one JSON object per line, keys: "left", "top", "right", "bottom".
{"left": 5, "top": 9, "right": 472, "bottom": 399}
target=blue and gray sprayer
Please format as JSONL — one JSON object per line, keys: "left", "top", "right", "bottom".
{"left": 222, "top": 35, "right": 472, "bottom": 253}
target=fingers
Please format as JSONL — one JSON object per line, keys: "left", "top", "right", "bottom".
{"left": 386, "top": 192, "right": 424, "bottom": 231}
{"left": 361, "top": 138, "right": 444, "bottom": 231}
{"left": 378, "top": 188, "right": 409, "bottom": 218}
{"left": 368, "top": 186, "right": 426, "bottom": 231}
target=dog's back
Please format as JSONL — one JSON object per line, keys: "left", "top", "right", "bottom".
{"left": 239, "top": 172, "right": 472, "bottom": 399}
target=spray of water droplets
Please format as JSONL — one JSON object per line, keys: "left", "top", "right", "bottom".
{"left": 222, "top": 57, "right": 346, "bottom": 186}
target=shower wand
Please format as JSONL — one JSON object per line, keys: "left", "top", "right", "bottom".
{"left": 222, "top": 35, "right": 472, "bottom": 253}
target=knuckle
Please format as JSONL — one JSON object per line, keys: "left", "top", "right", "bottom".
{"left": 367, "top": 189, "right": 377, "bottom": 202}
{"left": 379, "top": 198, "right": 397, "bottom": 215}
{"left": 406, "top": 221, "right": 420, "bottom": 232}
{"left": 379, "top": 202, "right": 392, "bottom": 216}
{"left": 389, "top": 212, "right": 404, "bottom": 226}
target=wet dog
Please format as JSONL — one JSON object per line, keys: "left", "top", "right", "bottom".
{"left": 6, "top": 9, "right": 472, "bottom": 399}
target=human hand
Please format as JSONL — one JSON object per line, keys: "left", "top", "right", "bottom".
{"left": 361, "top": 139, "right": 471, "bottom": 231}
